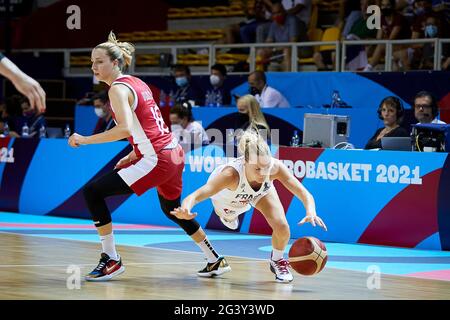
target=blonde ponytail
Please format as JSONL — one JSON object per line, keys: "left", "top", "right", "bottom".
{"left": 95, "top": 31, "right": 135, "bottom": 71}
{"left": 237, "top": 129, "right": 270, "bottom": 162}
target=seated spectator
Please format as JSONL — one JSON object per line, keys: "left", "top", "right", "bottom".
{"left": 393, "top": 0, "right": 448, "bottom": 70}
{"left": 397, "top": 0, "right": 416, "bottom": 18}
{"left": 281, "top": 0, "right": 312, "bottom": 27}
{"left": 15, "top": 96, "right": 46, "bottom": 137}
{"left": 169, "top": 102, "right": 209, "bottom": 145}
{"left": 240, "top": 0, "right": 272, "bottom": 44}
{"left": 248, "top": 71, "right": 290, "bottom": 108}
{"left": 77, "top": 91, "right": 97, "bottom": 105}
{"left": 413, "top": 91, "right": 446, "bottom": 124}
{"left": 92, "top": 91, "right": 115, "bottom": 134}
{"left": 363, "top": 0, "right": 411, "bottom": 71}
{"left": 172, "top": 65, "right": 204, "bottom": 107}
{"left": 219, "top": 0, "right": 270, "bottom": 45}
{"left": 365, "top": 96, "right": 410, "bottom": 149}
{"left": 235, "top": 94, "right": 271, "bottom": 134}
{"left": 257, "top": 2, "right": 308, "bottom": 71}
{"left": 340, "top": 0, "right": 364, "bottom": 38}
{"left": 1, "top": 95, "right": 22, "bottom": 136}
{"left": 204, "top": 63, "right": 232, "bottom": 106}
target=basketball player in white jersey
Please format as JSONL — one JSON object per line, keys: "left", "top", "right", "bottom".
{"left": 171, "top": 130, "right": 327, "bottom": 282}
{"left": 68, "top": 32, "right": 230, "bottom": 281}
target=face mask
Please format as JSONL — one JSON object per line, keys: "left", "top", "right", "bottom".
{"left": 414, "top": 7, "right": 426, "bottom": 16}
{"left": 381, "top": 7, "right": 393, "bottom": 15}
{"left": 249, "top": 87, "right": 261, "bottom": 95}
{"left": 272, "top": 14, "right": 286, "bottom": 25}
{"left": 237, "top": 112, "right": 250, "bottom": 124}
{"left": 425, "top": 25, "right": 438, "bottom": 38}
{"left": 175, "top": 77, "right": 188, "bottom": 87}
{"left": 94, "top": 107, "right": 107, "bottom": 118}
{"left": 210, "top": 75, "right": 221, "bottom": 86}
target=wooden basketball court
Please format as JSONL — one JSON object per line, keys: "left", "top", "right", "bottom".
{"left": 1, "top": 232, "right": 449, "bottom": 300}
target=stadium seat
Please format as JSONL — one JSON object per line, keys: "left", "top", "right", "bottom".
{"left": 319, "top": 27, "right": 341, "bottom": 52}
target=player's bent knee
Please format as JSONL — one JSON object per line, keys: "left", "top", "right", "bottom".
{"left": 83, "top": 181, "right": 111, "bottom": 227}
{"left": 273, "top": 221, "right": 290, "bottom": 236}
{"left": 158, "top": 193, "right": 200, "bottom": 236}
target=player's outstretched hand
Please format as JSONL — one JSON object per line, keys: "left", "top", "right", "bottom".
{"left": 298, "top": 215, "right": 327, "bottom": 231}
{"left": 170, "top": 207, "right": 197, "bottom": 220}
{"left": 68, "top": 133, "right": 86, "bottom": 148}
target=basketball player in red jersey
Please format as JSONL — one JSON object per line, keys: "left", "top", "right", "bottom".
{"left": 68, "top": 32, "right": 230, "bottom": 281}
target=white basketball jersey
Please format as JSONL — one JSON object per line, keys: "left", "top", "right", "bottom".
{"left": 209, "top": 156, "right": 274, "bottom": 219}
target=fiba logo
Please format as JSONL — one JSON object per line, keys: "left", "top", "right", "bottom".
{"left": 66, "top": 5, "right": 81, "bottom": 30}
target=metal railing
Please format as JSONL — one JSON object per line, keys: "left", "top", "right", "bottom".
{"left": 13, "top": 38, "right": 450, "bottom": 76}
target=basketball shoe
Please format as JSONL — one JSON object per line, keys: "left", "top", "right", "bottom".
{"left": 197, "top": 256, "right": 232, "bottom": 277}
{"left": 85, "top": 253, "right": 125, "bottom": 282}
{"left": 270, "top": 258, "right": 293, "bottom": 283}
{"left": 219, "top": 216, "right": 239, "bottom": 230}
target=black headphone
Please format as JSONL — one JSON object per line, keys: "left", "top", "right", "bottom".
{"left": 377, "top": 96, "right": 405, "bottom": 123}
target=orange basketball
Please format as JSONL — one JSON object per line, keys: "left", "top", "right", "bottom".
{"left": 288, "top": 237, "right": 328, "bottom": 276}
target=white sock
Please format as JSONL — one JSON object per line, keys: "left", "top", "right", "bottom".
{"left": 197, "top": 237, "right": 220, "bottom": 263}
{"left": 271, "top": 248, "right": 284, "bottom": 261}
{"left": 100, "top": 233, "right": 118, "bottom": 261}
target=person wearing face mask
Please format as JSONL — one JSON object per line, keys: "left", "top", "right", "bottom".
{"left": 393, "top": 10, "right": 447, "bottom": 70}
{"left": 92, "top": 91, "right": 115, "bottom": 134}
{"left": 0, "top": 95, "right": 21, "bottom": 137}
{"left": 363, "top": 0, "right": 410, "bottom": 71}
{"left": 247, "top": 71, "right": 290, "bottom": 108}
{"left": 205, "top": 64, "right": 231, "bottom": 106}
{"left": 169, "top": 102, "right": 209, "bottom": 145}
{"left": 257, "top": 2, "right": 307, "bottom": 71}
{"left": 235, "top": 95, "right": 271, "bottom": 136}
{"left": 172, "top": 64, "right": 204, "bottom": 107}
{"left": 16, "top": 96, "right": 46, "bottom": 137}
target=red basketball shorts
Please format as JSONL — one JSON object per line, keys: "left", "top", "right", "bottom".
{"left": 117, "top": 144, "right": 185, "bottom": 200}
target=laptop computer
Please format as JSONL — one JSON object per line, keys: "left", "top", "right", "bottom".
{"left": 381, "top": 137, "right": 412, "bottom": 151}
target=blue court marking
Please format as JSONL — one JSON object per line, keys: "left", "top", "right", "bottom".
{"left": 1, "top": 212, "right": 449, "bottom": 278}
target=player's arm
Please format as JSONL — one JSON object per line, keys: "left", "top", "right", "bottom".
{"left": 0, "top": 55, "right": 46, "bottom": 113}
{"left": 271, "top": 159, "right": 327, "bottom": 230}
{"left": 68, "top": 84, "right": 133, "bottom": 147}
{"left": 170, "top": 167, "right": 238, "bottom": 220}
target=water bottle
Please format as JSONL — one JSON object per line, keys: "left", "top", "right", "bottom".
{"left": 39, "top": 125, "right": 46, "bottom": 138}
{"left": 22, "top": 123, "right": 29, "bottom": 137}
{"left": 204, "top": 91, "right": 211, "bottom": 107}
{"left": 168, "top": 90, "right": 175, "bottom": 107}
{"left": 208, "top": 91, "right": 216, "bottom": 107}
{"left": 215, "top": 90, "right": 223, "bottom": 107}
{"left": 331, "top": 90, "right": 341, "bottom": 108}
{"left": 64, "top": 124, "right": 71, "bottom": 138}
{"left": 3, "top": 122, "right": 9, "bottom": 136}
{"left": 159, "top": 90, "right": 166, "bottom": 107}
{"left": 290, "top": 130, "right": 299, "bottom": 147}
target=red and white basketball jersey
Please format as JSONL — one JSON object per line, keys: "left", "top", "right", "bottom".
{"left": 110, "top": 75, "right": 174, "bottom": 157}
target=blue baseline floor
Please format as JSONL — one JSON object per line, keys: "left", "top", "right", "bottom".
{"left": 1, "top": 212, "right": 450, "bottom": 281}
